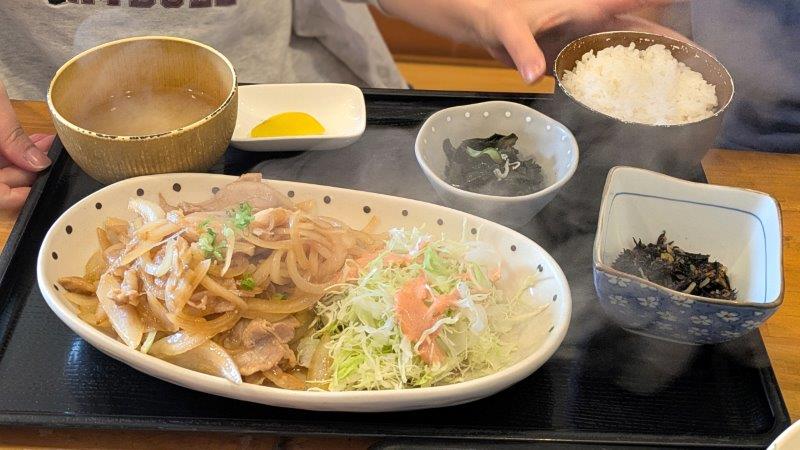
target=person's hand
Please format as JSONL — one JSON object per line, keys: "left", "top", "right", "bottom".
{"left": 469, "top": 0, "right": 687, "bottom": 82}
{"left": 0, "top": 80, "right": 54, "bottom": 210}
{"left": 380, "top": 0, "right": 686, "bottom": 83}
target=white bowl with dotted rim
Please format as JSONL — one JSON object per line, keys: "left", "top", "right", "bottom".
{"left": 36, "top": 173, "right": 572, "bottom": 412}
{"left": 415, "top": 100, "right": 579, "bottom": 227}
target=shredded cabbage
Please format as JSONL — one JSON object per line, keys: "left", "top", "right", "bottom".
{"left": 316, "top": 227, "right": 547, "bottom": 391}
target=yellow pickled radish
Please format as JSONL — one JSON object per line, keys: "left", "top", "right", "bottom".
{"left": 250, "top": 112, "right": 325, "bottom": 138}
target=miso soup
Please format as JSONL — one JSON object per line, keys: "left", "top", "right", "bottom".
{"left": 72, "top": 86, "right": 219, "bottom": 136}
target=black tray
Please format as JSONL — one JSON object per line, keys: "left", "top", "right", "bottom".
{"left": 0, "top": 89, "right": 788, "bottom": 448}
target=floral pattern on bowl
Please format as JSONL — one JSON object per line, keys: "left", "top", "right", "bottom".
{"left": 592, "top": 166, "right": 783, "bottom": 345}
{"left": 594, "top": 270, "right": 776, "bottom": 345}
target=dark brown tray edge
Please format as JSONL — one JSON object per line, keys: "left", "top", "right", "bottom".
{"left": 360, "top": 87, "right": 553, "bottom": 100}
{"left": 0, "top": 411, "right": 778, "bottom": 448}
{"left": 0, "top": 137, "right": 65, "bottom": 352}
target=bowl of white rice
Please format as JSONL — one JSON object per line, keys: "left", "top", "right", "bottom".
{"left": 538, "top": 31, "right": 734, "bottom": 236}
{"left": 554, "top": 31, "right": 733, "bottom": 127}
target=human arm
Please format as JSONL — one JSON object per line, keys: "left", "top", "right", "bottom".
{"left": 377, "top": 0, "right": 684, "bottom": 83}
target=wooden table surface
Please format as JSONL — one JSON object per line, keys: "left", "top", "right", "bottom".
{"left": 1, "top": 100, "right": 798, "bottom": 449}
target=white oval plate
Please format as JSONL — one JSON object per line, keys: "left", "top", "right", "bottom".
{"left": 231, "top": 84, "right": 366, "bottom": 152}
{"left": 37, "top": 173, "right": 571, "bottom": 412}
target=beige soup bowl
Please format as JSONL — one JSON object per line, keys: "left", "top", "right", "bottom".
{"left": 48, "top": 36, "right": 237, "bottom": 184}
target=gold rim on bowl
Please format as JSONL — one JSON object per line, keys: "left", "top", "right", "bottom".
{"left": 47, "top": 35, "right": 238, "bottom": 141}
{"left": 553, "top": 31, "right": 735, "bottom": 128}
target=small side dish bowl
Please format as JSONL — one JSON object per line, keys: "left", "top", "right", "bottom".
{"left": 593, "top": 166, "right": 783, "bottom": 345}
{"left": 48, "top": 36, "right": 237, "bottom": 184}
{"left": 415, "top": 101, "right": 578, "bottom": 227}
{"left": 231, "top": 83, "right": 366, "bottom": 151}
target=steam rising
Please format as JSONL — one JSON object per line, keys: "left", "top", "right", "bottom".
{"left": 247, "top": 1, "right": 780, "bottom": 401}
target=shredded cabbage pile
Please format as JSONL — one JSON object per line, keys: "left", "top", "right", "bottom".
{"left": 306, "top": 227, "right": 547, "bottom": 391}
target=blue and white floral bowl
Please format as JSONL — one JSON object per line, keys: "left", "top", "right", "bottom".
{"left": 593, "top": 167, "right": 783, "bottom": 345}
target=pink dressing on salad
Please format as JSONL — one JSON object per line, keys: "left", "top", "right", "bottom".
{"left": 394, "top": 274, "right": 459, "bottom": 365}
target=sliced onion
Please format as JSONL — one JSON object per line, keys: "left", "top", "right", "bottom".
{"left": 263, "top": 367, "right": 305, "bottom": 390}
{"left": 63, "top": 292, "right": 99, "bottom": 308}
{"left": 104, "top": 217, "right": 129, "bottom": 242}
{"left": 286, "top": 250, "right": 328, "bottom": 294}
{"left": 199, "top": 275, "right": 247, "bottom": 310}
{"left": 239, "top": 309, "right": 288, "bottom": 321}
{"left": 244, "top": 372, "right": 266, "bottom": 385}
{"left": 146, "top": 291, "right": 177, "bottom": 332}
{"left": 233, "top": 241, "right": 255, "bottom": 256}
{"left": 96, "top": 227, "right": 111, "bottom": 250}
{"left": 220, "top": 257, "right": 249, "bottom": 278}
{"left": 270, "top": 249, "right": 287, "bottom": 285}
{"left": 245, "top": 291, "right": 321, "bottom": 315}
{"left": 289, "top": 213, "right": 311, "bottom": 271}
{"left": 94, "top": 301, "right": 108, "bottom": 324}
{"left": 140, "top": 330, "right": 158, "bottom": 354}
{"left": 84, "top": 251, "right": 107, "bottom": 284}
{"left": 294, "top": 199, "right": 315, "bottom": 212}
{"left": 220, "top": 227, "right": 235, "bottom": 276}
{"left": 361, "top": 215, "right": 380, "bottom": 233}
{"left": 251, "top": 252, "right": 275, "bottom": 286}
{"left": 104, "top": 243, "right": 125, "bottom": 265}
{"left": 307, "top": 333, "right": 331, "bottom": 388}
{"left": 146, "top": 222, "right": 181, "bottom": 242}
{"left": 163, "top": 341, "right": 242, "bottom": 384}
{"left": 166, "top": 259, "right": 211, "bottom": 313}
{"left": 241, "top": 232, "right": 293, "bottom": 250}
{"left": 149, "top": 330, "right": 208, "bottom": 357}
{"left": 318, "top": 239, "right": 346, "bottom": 278}
{"left": 129, "top": 198, "right": 165, "bottom": 223}
{"left": 142, "top": 238, "right": 176, "bottom": 277}
{"left": 96, "top": 274, "right": 144, "bottom": 349}
{"left": 172, "top": 310, "right": 239, "bottom": 335}
{"left": 119, "top": 239, "right": 162, "bottom": 268}
{"left": 61, "top": 297, "right": 81, "bottom": 315}
{"left": 134, "top": 219, "right": 168, "bottom": 239}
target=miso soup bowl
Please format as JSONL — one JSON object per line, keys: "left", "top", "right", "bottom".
{"left": 48, "top": 36, "right": 237, "bottom": 184}
{"left": 593, "top": 167, "right": 783, "bottom": 345}
{"left": 415, "top": 101, "right": 579, "bottom": 228}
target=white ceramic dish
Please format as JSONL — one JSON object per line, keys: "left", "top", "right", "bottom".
{"left": 231, "top": 83, "right": 366, "bottom": 151}
{"left": 37, "top": 173, "right": 571, "bottom": 412}
{"left": 593, "top": 166, "right": 783, "bottom": 344}
{"left": 415, "top": 101, "right": 578, "bottom": 228}
{"left": 768, "top": 419, "right": 800, "bottom": 450}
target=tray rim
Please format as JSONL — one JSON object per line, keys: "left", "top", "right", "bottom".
{"left": 0, "top": 89, "right": 790, "bottom": 447}
{"left": 0, "top": 138, "right": 66, "bottom": 354}
{"left": 0, "top": 409, "right": 786, "bottom": 448}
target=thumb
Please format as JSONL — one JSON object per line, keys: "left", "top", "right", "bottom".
{"left": 0, "top": 124, "right": 52, "bottom": 172}
{"left": 0, "top": 84, "right": 52, "bottom": 172}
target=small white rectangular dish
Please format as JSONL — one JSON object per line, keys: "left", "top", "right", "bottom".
{"left": 231, "top": 83, "right": 366, "bottom": 151}
{"left": 593, "top": 166, "right": 783, "bottom": 344}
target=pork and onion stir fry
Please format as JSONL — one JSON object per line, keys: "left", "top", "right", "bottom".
{"left": 58, "top": 174, "right": 383, "bottom": 389}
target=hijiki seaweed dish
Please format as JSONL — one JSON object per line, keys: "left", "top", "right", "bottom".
{"left": 443, "top": 133, "right": 544, "bottom": 196}
{"left": 57, "top": 174, "right": 549, "bottom": 391}
{"left": 612, "top": 232, "right": 736, "bottom": 300}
